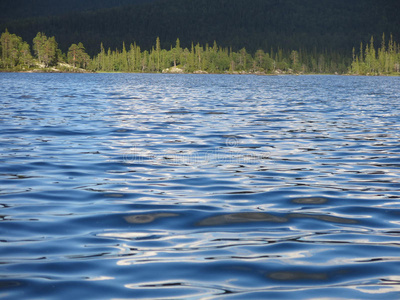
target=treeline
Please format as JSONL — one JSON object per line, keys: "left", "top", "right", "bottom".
{"left": 1, "top": 29, "right": 400, "bottom": 75}
{"left": 0, "top": 29, "right": 32, "bottom": 69}
{"left": 91, "top": 38, "right": 349, "bottom": 74}
{"left": 351, "top": 34, "right": 400, "bottom": 75}
{"left": 0, "top": 29, "right": 89, "bottom": 71}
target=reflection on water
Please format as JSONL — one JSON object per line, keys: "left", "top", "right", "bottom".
{"left": 125, "top": 213, "right": 179, "bottom": 224}
{"left": 196, "top": 211, "right": 357, "bottom": 226}
{"left": 1, "top": 73, "right": 400, "bottom": 299}
{"left": 197, "top": 212, "right": 288, "bottom": 226}
{"left": 269, "top": 271, "right": 329, "bottom": 281}
{"left": 292, "top": 197, "right": 329, "bottom": 204}
{"left": 288, "top": 213, "right": 358, "bottom": 224}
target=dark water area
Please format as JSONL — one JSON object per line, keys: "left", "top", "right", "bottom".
{"left": 1, "top": 73, "right": 400, "bottom": 299}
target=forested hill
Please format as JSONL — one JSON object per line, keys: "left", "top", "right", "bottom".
{"left": 1, "top": 0, "right": 399, "bottom": 56}
{"left": 0, "top": 0, "right": 157, "bottom": 20}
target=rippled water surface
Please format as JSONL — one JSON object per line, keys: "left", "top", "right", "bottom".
{"left": 1, "top": 73, "right": 400, "bottom": 299}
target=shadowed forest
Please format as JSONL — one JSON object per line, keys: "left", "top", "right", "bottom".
{"left": 1, "top": 0, "right": 399, "bottom": 74}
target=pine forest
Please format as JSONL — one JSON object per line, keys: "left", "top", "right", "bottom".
{"left": 1, "top": 30, "right": 400, "bottom": 76}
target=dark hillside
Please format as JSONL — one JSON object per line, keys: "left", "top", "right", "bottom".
{"left": 0, "top": 0, "right": 157, "bottom": 20}
{"left": 1, "top": 0, "right": 399, "bottom": 55}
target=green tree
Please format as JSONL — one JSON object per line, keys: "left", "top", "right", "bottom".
{"left": 172, "top": 38, "right": 182, "bottom": 67}
{"left": 98, "top": 42, "right": 106, "bottom": 71}
{"left": 156, "top": 37, "right": 161, "bottom": 71}
{"left": 33, "top": 32, "right": 59, "bottom": 67}
{"left": 120, "top": 42, "right": 128, "bottom": 71}
{"left": 195, "top": 43, "right": 203, "bottom": 70}
{"left": 239, "top": 48, "right": 248, "bottom": 70}
{"left": 290, "top": 50, "right": 300, "bottom": 71}
{"left": 255, "top": 49, "right": 265, "bottom": 70}
{"left": 20, "top": 41, "right": 33, "bottom": 67}
{"left": 0, "top": 29, "right": 25, "bottom": 68}
{"left": 33, "top": 32, "right": 46, "bottom": 65}
{"left": 141, "top": 50, "right": 148, "bottom": 72}
{"left": 68, "top": 42, "right": 90, "bottom": 69}
{"left": 67, "top": 44, "right": 79, "bottom": 67}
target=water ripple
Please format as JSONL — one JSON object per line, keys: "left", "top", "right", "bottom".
{"left": 1, "top": 73, "right": 400, "bottom": 299}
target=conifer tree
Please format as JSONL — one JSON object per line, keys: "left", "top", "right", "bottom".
{"left": 33, "top": 32, "right": 46, "bottom": 65}
{"left": 68, "top": 42, "right": 89, "bottom": 69}
{"left": 0, "top": 29, "right": 24, "bottom": 68}
{"left": 20, "top": 41, "right": 33, "bottom": 67}
{"left": 67, "top": 44, "right": 79, "bottom": 67}
{"left": 156, "top": 37, "right": 161, "bottom": 71}
{"left": 33, "top": 33, "right": 59, "bottom": 67}
{"left": 121, "top": 42, "right": 128, "bottom": 71}
{"left": 99, "top": 43, "right": 106, "bottom": 71}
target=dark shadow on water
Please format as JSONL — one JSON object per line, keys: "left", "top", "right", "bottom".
{"left": 269, "top": 271, "right": 328, "bottom": 281}
{"left": 196, "top": 211, "right": 358, "bottom": 226}
{"left": 0, "top": 280, "right": 21, "bottom": 288}
{"left": 125, "top": 213, "right": 179, "bottom": 224}
{"left": 288, "top": 213, "right": 358, "bottom": 224}
{"left": 197, "top": 212, "right": 288, "bottom": 226}
{"left": 292, "top": 197, "right": 329, "bottom": 204}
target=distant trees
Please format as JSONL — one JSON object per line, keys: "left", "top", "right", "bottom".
{"left": 1, "top": 29, "right": 400, "bottom": 76}
{"left": 67, "top": 42, "right": 90, "bottom": 68}
{"left": 88, "top": 37, "right": 353, "bottom": 74}
{"left": 0, "top": 30, "right": 90, "bottom": 71}
{"left": 351, "top": 34, "right": 400, "bottom": 75}
{"left": 33, "top": 32, "right": 59, "bottom": 67}
{"left": 0, "top": 29, "right": 33, "bottom": 68}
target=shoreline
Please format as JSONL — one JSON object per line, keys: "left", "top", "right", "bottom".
{"left": 1, "top": 69, "right": 399, "bottom": 76}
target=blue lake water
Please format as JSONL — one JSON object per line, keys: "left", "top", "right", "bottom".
{"left": 1, "top": 73, "right": 400, "bottom": 299}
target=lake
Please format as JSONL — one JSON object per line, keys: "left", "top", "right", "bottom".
{"left": 1, "top": 73, "right": 400, "bottom": 299}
